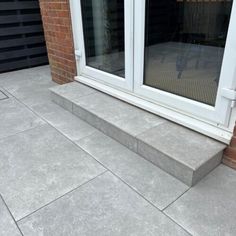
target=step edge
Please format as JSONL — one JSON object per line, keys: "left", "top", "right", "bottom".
{"left": 72, "top": 103, "right": 138, "bottom": 152}
{"left": 137, "top": 139, "right": 194, "bottom": 186}
{"left": 137, "top": 133, "right": 226, "bottom": 171}
{"left": 50, "top": 85, "right": 224, "bottom": 186}
{"left": 192, "top": 151, "right": 223, "bottom": 185}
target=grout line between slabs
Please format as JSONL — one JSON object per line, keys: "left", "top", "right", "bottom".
{"left": 75, "top": 145, "right": 192, "bottom": 236}
{"left": 0, "top": 97, "right": 9, "bottom": 101}
{"left": 162, "top": 211, "right": 193, "bottom": 236}
{"left": 134, "top": 119, "right": 167, "bottom": 139}
{"left": 0, "top": 89, "right": 10, "bottom": 99}
{"left": 6, "top": 92, "right": 102, "bottom": 152}
{"left": 5, "top": 86, "right": 192, "bottom": 235}
{"left": 17, "top": 170, "right": 108, "bottom": 223}
{"left": 51, "top": 86, "right": 98, "bottom": 105}
{"left": 0, "top": 195, "right": 24, "bottom": 236}
{"left": 3, "top": 89, "right": 111, "bottom": 223}
{"left": 161, "top": 188, "right": 191, "bottom": 212}
{"left": 0, "top": 89, "right": 9, "bottom": 101}
{"left": 0, "top": 123, "right": 46, "bottom": 142}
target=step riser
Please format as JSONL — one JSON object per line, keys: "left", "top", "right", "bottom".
{"left": 73, "top": 104, "right": 138, "bottom": 152}
{"left": 51, "top": 92, "right": 72, "bottom": 113}
{"left": 51, "top": 84, "right": 223, "bottom": 186}
{"left": 137, "top": 140, "right": 223, "bottom": 186}
{"left": 137, "top": 141, "right": 194, "bottom": 186}
{"left": 192, "top": 151, "right": 223, "bottom": 186}
{"left": 51, "top": 90, "right": 223, "bottom": 186}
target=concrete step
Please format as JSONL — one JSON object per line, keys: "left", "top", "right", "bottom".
{"left": 50, "top": 82, "right": 226, "bottom": 186}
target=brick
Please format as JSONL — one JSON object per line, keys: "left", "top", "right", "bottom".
{"left": 224, "top": 146, "right": 236, "bottom": 157}
{"left": 39, "top": 0, "right": 76, "bottom": 84}
{"left": 222, "top": 120, "right": 236, "bottom": 170}
{"left": 230, "top": 136, "right": 236, "bottom": 148}
{"left": 223, "top": 155, "right": 236, "bottom": 170}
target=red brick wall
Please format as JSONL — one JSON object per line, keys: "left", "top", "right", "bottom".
{"left": 223, "top": 124, "right": 236, "bottom": 169}
{"left": 39, "top": 0, "right": 76, "bottom": 84}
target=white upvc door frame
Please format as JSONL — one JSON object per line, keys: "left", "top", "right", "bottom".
{"left": 69, "top": 0, "right": 236, "bottom": 143}
{"left": 134, "top": 0, "right": 236, "bottom": 126}
{"left": 70, "top": 0, "right": 134, "bottom": 92}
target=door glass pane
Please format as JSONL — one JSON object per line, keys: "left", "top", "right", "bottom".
{"left": 144, "top": 0, "right": 233, "bottom": 106}
{"left": 81, "top": 0, "right": 125, "bottom": 78}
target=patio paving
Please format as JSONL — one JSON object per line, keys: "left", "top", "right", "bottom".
{"left": 0, "top": 124, "right": 105, "bottom": 221}
{"left": 0, "top": 65, "right": 236, "bottom": 235}
{"left": 0, "top": 90, "right": 7, "bottom": 100}
{"left": 0, "top": 196, "right": 22, "bottom": 236}
{"left": 0, "top": 98, "right": 45, "bottom": 140}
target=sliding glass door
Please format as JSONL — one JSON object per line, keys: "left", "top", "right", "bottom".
{"left": 134, "top": 0, "right": 236, "bottom": 125}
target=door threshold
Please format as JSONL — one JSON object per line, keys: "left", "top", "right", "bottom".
{"left": 76, "top": 75, "right": 232, "bottom": 144}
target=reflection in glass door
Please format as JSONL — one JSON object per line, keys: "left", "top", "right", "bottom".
{"left": 134, "top": 0, "right": 236, "bottom": 124}
{"left": 78, "top": 0, "right": 133, "bottom": 90}
{"left": 81, "top": 0, "right": 125, "bottom": 77}
{"left": 144, "top": 0, "right": 233, "bottom": 106}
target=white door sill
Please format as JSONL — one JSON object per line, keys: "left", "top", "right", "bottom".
{"left": 76, "top": 75, "right": 232, "bottom": 144}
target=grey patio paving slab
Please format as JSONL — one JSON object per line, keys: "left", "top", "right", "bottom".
{"left": 1, "top": 72, "right": 55, "bottom": 108}
{"left": 51, "top": 84, "right": 165, "bottom": 152}
{"left": 0, "top": 66, "right": 54, "bottom": 106}
{"left": 11, "top": 82, "right": 55, "bottom": 108}
{"left": 72, "top": 91, "right": 165, "bottom": 136}
{"left": 51, "top": 82, "right": 226, "bottom": 186}
{"left": 0, "top": 124, "right": 105, "bottom": 220}
{"left": 0, "top": 66, "right": 51, "bottom": 89}
{"left": 164, "top": 165, "right": 236, "bottom": 236}
{"left": 18, "top": 172, "right": 190, "bottom": 236}
{"left": 137, "top": 122, "right": 225, "bottom": 186}
{"left": 0, "top": 86, "right": 11, "bottom": 98}
{"left": 0, "top": 98, "right": 45, "bottom": 139}
{"left": 0, "top": 90, "right": 7, "bottom": 100}
{"left": 33, "top": 102, "right": 97, "bottom": 142}
{"left": 0, "top": 196, "right": 22, "bottom": 236}
{"left": 77, "top": 131, "right": 189, "bottom": 210}
{"left": 51, "top": 82, "right": 98, "bottom": 112}
{"left": 51, "top": 81, "right": 97, "bottom": 100}
{"left": 73, "top": 104, "right": 139, "bottom": 151}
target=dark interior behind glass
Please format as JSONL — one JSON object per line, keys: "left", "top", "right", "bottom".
{"left": 81, "top": 0, "right": 125, "bottom": 78}
{"left": 144, "top": 0, "right": 233, "bottom": 106}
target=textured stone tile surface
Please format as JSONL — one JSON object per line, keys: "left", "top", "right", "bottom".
{"left": 0, "top": 66, "right": 50, "bottom": 90}
{"left": 137, "top": 122, "right": 225, "bottom": 169}
{"left": 71, "top": 91, "right": 165, "bottom": 136}
{"left": 73, "top": 104, "right": 138, "bottom": 151}
{"left": 18, "top": 172, "right": 190, "bottom": 236}
{"left": 77, "top": 131, "right": 189, "bottom": 210}
{"left": 0, "top": 90, "right": 7, "bottom": 100}
{"left": 50, "top": 82, "right": 97, "bottom": 102}
{"left": 33, "top": 102, "right": 97, "bottom": 142}
{"left": 0, "top": 66, "right": 54, "bottom": 107}
{"left": 1, "top": 66, "right": 235, "bottom": 236}
{"left": 0, "top": 124, "right": 105, "bottom": 220}
{"left": 0, "top": 196, "right": 22, "bottom": 236}
{"left": 0, "top": 98, "right": 45, "bottom": 139}
{"left": 165, "top": 165, "right": 236, "bottom": 236}
{"left": 0, "top": 87, "right": 11, "bottom": 98}
{"left": 137, "top": 138, "right": 194, "bottom": 186}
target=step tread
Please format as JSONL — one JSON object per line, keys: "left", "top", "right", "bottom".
{"left": 77, "top": 130, "right": 189, "bottom": 210}
{"left": 50, "top": 82, "right": 226, "bottom": 186}
{"left": 137, "top": 122, "right": 226, "bottom": 170}
{"left": 72, "top": 91, "right": 165, "bottom": 136}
